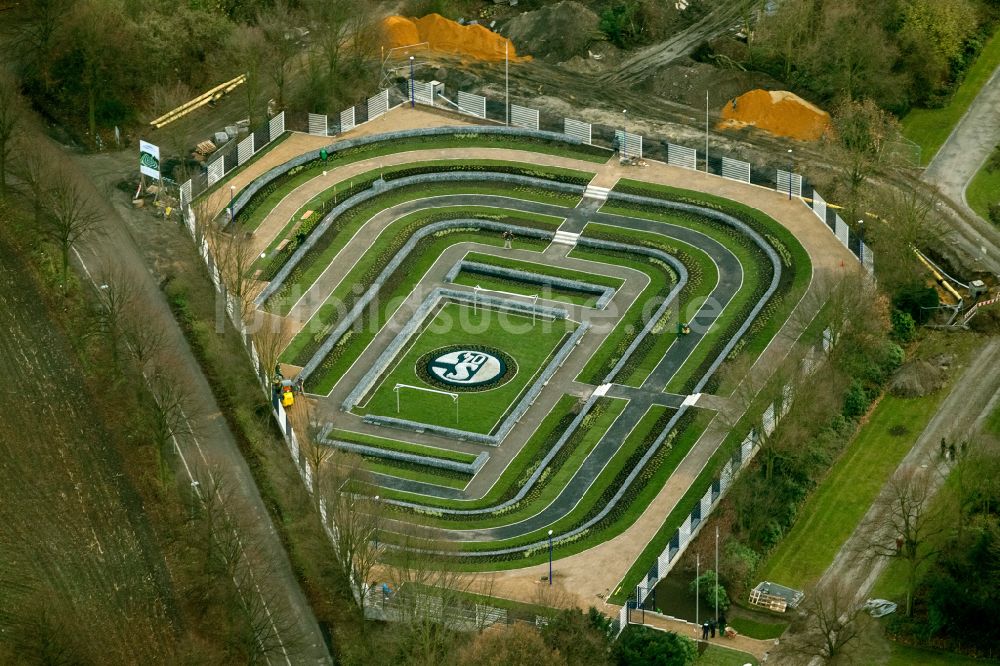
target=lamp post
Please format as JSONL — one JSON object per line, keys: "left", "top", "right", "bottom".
{"left": 705, "top": 90, "right": 709, "bottom": 173}
{"left": 787, "top": 149, "right": 794, "bottom": 200}
{"left": 622, "top": 109, "right": 628, "bottom": 159}
{"left": 857, "top": 219, "right": 865, "bottom": 262}
{"left": 409, "top": 56, "right": 415, "bottom": 108}
{"left": 715, "top": 526, "right": 719, "bottom": 625}
{"left": 548, "top": 529, "right": 554, "bottom": 585}
{"left": 373, "top": 495, "right": 380, "bottom": 551}
{"left": 229, "top": 185, "right": 235, "bottom": 221}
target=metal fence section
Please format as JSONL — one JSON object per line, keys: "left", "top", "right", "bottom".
{"left": 457, "top": 91, "right": 486, "bottom": 118}
{"left": 269, "top": 111, "right": 285, "bottom": 138}
{"left": 206, "top": 157, "right": 224, "bottom": 186}
{"left": 307, "top": 113, "right": 328, "bottom": 136}
{"left": 236, "top": 135, "right": 254, "bottom": 165}
{"left": 614, "top": 130, "right": 642, "bottom": 158}
{"left": 861, "top": 242, "right": 875, "bottom": 273}
{"left": 721, "top": 157, "right": 750, "bottom": 183}
{"left": 835, "top": 215, "right": 850, "bottom": 247}
{"left": 368, "top": 89, "right": 389, "bottom": 119}
{"left": 812, "top": 188, "right": 827, "bottom": 223}
{"left": 564, "top": 117, "right": 591, "bottom": 144}
{"left": 179, "top": 180, "right": 192, "bottom": 209}
{"left": 414, "top": 80, "right": 435, "bottom": 106}
{"left": 340, "top": 107, "right": 356, "bottom": 132}
{"left": 776, "top": 169, "right": 802, "bottom": 198}
{"left": 510, "top": 104, "right": 539, "bottom": 131}
{"left": 668, "top": 143, "right": 697, "bottom": 170}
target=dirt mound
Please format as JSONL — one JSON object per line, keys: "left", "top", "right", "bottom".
{"left": 718, "top": 89, "right": 831, "bottom": 142}
{"left": 889, "top": 356, "right": 951, "bottom": 397}
{"left": 381, "top": 13, "right": 529, "bottom": 63}
{"left": 505, "top": 1, "right": 599, "bottom": 62}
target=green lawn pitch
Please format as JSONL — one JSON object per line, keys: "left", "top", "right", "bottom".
{"left": 356, "top": 302, "right": 577, "bottom": 434}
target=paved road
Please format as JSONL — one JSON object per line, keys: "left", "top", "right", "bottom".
{"left": 69, "top": 150, "right": 332, "bottom": 664}
{"left": 921, "top": 61, "right": 1000, "bottom": 276}
{"left": 817, "top": 338, "right": 1000, "bottom": 603}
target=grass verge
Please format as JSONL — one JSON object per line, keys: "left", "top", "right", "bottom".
{"left": 965, "top": 158, "right": 1000, "bottom": 225}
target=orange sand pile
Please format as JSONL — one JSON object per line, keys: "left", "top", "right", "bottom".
{"left": 381, "top": 13, "right": 530, "bottom": 62}
{"left": 718, "top": 89, "right": 831, "bottom": 141}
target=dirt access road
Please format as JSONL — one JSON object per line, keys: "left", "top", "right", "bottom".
{"left": 62, "top": 146, "right": 332, "bottom": 664}
{"left": 922, "top": 61, "right": 1000, "bottom": 277}
{"left": 818, "top": 337, "right": 1000, "bottom": 604}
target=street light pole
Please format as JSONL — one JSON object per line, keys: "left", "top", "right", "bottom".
{"left": 787, "top": 148, "right": 794, "bottom": 200}
{"left": 409, "top": 56, "right": 415, "bottom": 108}
{"left": 705, "top": 90, "right": 709, "bottom": 173}
{"left": 229, "top": 185, "right": 235, "bottom": 221}
{"left": 622, "top": 109, "right": 627, "bottom": 159}
{"left": 548, "top": 529, "right": 554, "bottom": 585}
{"left": 715, "top": 526, "right": 719, "bottom": 625}
{"left": 505, "top": 42, "right": 510, "bottom": 126}
{"left": 696, "top": 552, "right": 700, "bottom": 628}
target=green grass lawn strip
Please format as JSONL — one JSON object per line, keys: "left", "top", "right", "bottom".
{"left": 966, "top": 161, "right": 1000, "bottom": 225}
{"left": 357, "top": 303, "right": 576, "bottom": 434}
{"left": 329, "top": 428, "right": 477, "bottom": 464}
{"left": 573, "top": 223, "right": 720, "bottom": 387}
{"left": 237, "top": 135, "right": 608, "bottom": 230}
{"left": 300, "top": 232, "right": 555, "bottom": 395}
{"left": 279, "top": 206, "right": 562, "bottom": 362}
{"left": 757, "top": 391, "right": 952, "bottom": 590}
{"left": 267, "top": 190, "right": 570, "bottom": 316}
{"left": 368, "top": 394, "right": 580, "bottom": 509}
{"left": 401, "top": 398, "right": 629, "bottom": 531}
{"left": 901, "top": 26, "right": 1000, "bottom": 165}
{"left": 365, "top": 460, "right": 469, "bottom": 490}
{"left": 727, "top": 617, "right": 788, "bottom": 640}
{"left": 450, "top": 271, "right": 598, "bottom": 307}
{"left": 696, "top": 645, "right": 760, "bottom": 665}
{"left": 461, "top": 251, "right": 625, "bottom": 289}
{"left": 886, "top": 643, "right": 993, "bottom": 666}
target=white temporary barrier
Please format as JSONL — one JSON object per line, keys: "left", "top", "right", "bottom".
{"left": 510, "top": 104, "right": 539, "bottom": 130}
{"left": 237, "top": 135, "right": 254, "bottom": 165}
{"left": 835, "top": 215, "right": 850, "bottom": 247}
{"left": 721, "top": 157, "right": 750, "bottom": 183}
{"left": 414, "top": 80, "right": 435, "bottom": 106}
{"left": 307, "top": 113, "right": 328, "bottom": 136}
{"left": 776, "top": 169, "right": 802, "bottom": 198}
{"left": 614, "top": 130, "right": 642, "bottom": 158}
{"left": 340, "top": 107, "right": 356, "bottom": 132}
{"left": 457, "top": 91, "right": 486, "bottom": 118}
{"left": 564, "top": 118, "right": 591, "bottom": 144}
{"left": 667, "top": 143, "right": 697, "bottom": 170}
{"left": 368, "top": 89, "right": 389, "bottom": 119}
{"left": 268, "top": 111, "right": 285, "bottom": 138}
{"left": 207, "top": 157, "right": 224, "bottom": 186}
{"left": 812, "top": 189, "right": 827, "bottom": 223}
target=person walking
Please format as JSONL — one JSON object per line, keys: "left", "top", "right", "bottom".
{"left": 709, "top": 619, "right": 716, "bottom": 638}
{"left": 701, "top": 621, "right": 709, "bottom": 640}
{"left": 718, "top": 612, "right": 727, "bottom": 638}
{"left": 503, "top": 230, "right": 513, "bottom": 249}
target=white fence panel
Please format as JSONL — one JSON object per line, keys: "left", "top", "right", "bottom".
{"left": 699, "top": 489, "right": 713, "bottom": 520}
{"left": 762, "top": 403, "right": 776, "bottom": 436}
{"left": 307, "top": 113, "right": 328, "bottom": 136}
{"left": 781, "top": 384, "right": 794, "bottom": 417}
{"left": 835, "top": 215, "right": 850, "bottom": 247}
{"left": 822, "top": 327, "right": 833, "bottom": 352}
{"left": 564, "top": 117, "right": 591, "bottom": 144}
{"left": 368, "top": 89, "right": 389, "bottom": 119}
{"left": 614, "top": 130, "right": 642, "bottom": 158}
{"left": 457, "top": 91, "right": 486, "bottom": 118}
{"left": 269, "top": 111, "right": 285, "bottom": 138}
{"left": 812, "top": 188, "right": 827, "bottom": 223}
{"left": 207, "top": 157, "right": 224, "bottom": 186}
{"left": 667, "top": 143, "right": 697, "bottom": 170}
{"left": 741, "top": 431, "right": 754, "bottom": 460}
{"left": 721, "top": 157, "right": 750, "bottom": 183}
{"left": 861, "top": 242, "right": 875, "bottom": 273}
{"left": 776, "top": 169, "right": 802, "bottom": 197}
{"left": 510, "top": 103, "right": 539, "bottom": 130}
{"left": 179, "top": 179, "right": 192, "bottom": 209}
{"left": 237, "top": 135, "right": 254, "bottom": 165}
{"left": 414, "top": 80, "right": 434, "bottom": 106}
{"left": 340, "top": 107, "right": 356, "bottom": 132}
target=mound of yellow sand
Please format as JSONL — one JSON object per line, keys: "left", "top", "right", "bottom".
{"left": 719, "top": 89, "right": 831, "bottom": 141}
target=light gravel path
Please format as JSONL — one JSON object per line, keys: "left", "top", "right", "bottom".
{"left": 921, "top": 61, "right": 1000, "bottom": 275}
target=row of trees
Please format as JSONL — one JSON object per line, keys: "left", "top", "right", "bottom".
{"left": 737, "top": 0, "right": 1000, "bottom": 113}
{"left": 0, "top": 0, "right": 381, "bottom": 149}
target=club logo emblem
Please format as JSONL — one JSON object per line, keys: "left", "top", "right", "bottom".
{"left": 427, "top": 350, "right": 506, "bottom": 387}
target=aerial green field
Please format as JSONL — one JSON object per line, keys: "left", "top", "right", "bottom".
{"left": 356, "top": 302, "right": 577, "bottom": 433}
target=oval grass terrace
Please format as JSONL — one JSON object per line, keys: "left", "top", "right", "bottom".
{"left": 219, "top": 125, "right": 817, "bottom": 577}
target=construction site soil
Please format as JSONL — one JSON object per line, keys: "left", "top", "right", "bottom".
{"left": 382, "top": 13, "right": 528, "bottom": 62}
{"left": 719, "top": 89, "right": 832, "bottom": 142}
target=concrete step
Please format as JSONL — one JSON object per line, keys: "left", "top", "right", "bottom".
{"left": 584, "top": 185, "right": 611, "bottom": 201}
{"left": 552, "top": 230, "right": 580, "bottom": 246}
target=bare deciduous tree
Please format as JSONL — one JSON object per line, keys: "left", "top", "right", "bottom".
{"left": 860, "top": 465, "right": 946, "bottom": 616}
{"left": 250, "top": 313, "right": 292, "bottom": 388}
{"left": 211, "top": 226, "right": 264, "bottom": 324}
{"left": 0, "top": 74, "right": 24, "bottom": 198}
{"left": 145, "top": 364, "right": 197, "bottom": 486}
{"left": 322, "top": 453, "right": 384, "bottom": 613}
{"left": 778, "top": 579, "right": 873, "bottom": 664}
{"left": 42, "top": 176, "right": 101, "bottom": 295}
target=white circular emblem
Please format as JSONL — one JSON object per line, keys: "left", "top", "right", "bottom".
{"left": 427, "top": 350, "right": 506, "bottom": 387}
